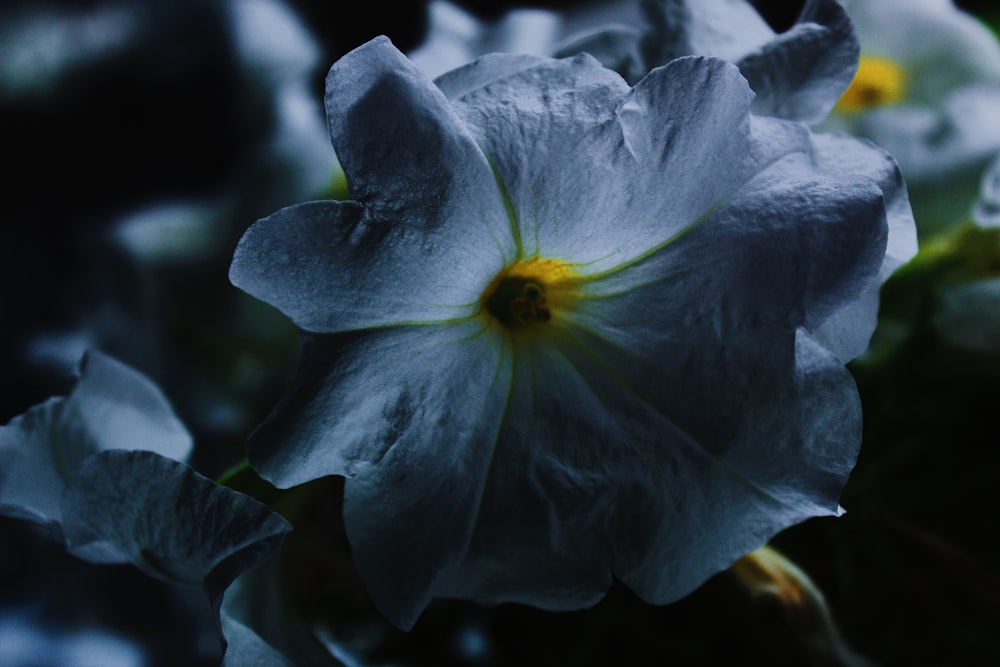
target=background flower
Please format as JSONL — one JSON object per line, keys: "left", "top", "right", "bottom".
{"left": 0, "top": 351, "right": 303, "bottom": 665}
{"left": 826, "top": 0, "right": 1000, "bottom": 234}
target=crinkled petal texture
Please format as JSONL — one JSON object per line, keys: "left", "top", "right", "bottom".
{"left": 62, "top": 450, "right": 290, "bottom": 595}
{"left": 555, "top": 0, "right": 858, "bottom": 124}
{"left": 806, "top": 131, "right": 916, "bottom": 360}
{"left": 0, "top": 350, "right": 192, "bottom": 528}
{"left": 231, "top": 36, "right": 517, "bottom": 332}
{"left": 61, "top": 450, "right": 293, "bottom": 659}
{"left": 735, "top": 0, "right": 857, "bottom": 123}
{"left": 234, "top": 39, "right": 904, "bottom": 629}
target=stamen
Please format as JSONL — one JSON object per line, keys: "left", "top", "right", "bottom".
{"left": 481, "top": 258, "right": 579, "bottom": 329}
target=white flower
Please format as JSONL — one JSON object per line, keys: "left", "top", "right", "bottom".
{"left": 831, "top": 0, "right": 1000, "bottom": 189}
{"left": 231, "top": 37, "right": 913, "bottom": 629}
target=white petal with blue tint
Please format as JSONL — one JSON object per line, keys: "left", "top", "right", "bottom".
{"left": 62, "top": 450, "right": 291, "bottom": 590}
{"left": 0, "top": 351, "right": 191, "bottom": 528}
{"left": 231, "top": 39, "right": 914, "bottom": 630}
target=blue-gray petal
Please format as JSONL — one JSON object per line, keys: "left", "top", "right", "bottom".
{"left": 737, "top": 0, "right": 858, "bottom": 123}
{"left": 449, "top": 55, "right": 765, "bottom": 271}
{"left": 807, "top": 131, "right": 917, "bottom": 359}
{"left": 247, "top": 321, "right": 511, "bottom": 629}
{"left": 0, "top": 351, "right": 191, "bottom": 528}
{"left": 324, "top": 36, "right": 514, "bottom": 262}
{"left": 221, "top": 564, "right": 347, "bottom": 666}
{"left": 571, "top": 148, "right": 888, "bottom": 350}
{"left": 61, "top": 450, "right": 291, "bottom": 604}
{"left": 435, "top": 52, "right": 552, "bottom": 100}
{"left": 233, "top": 37, "right": 524, "bottom": 332}
{"left": 230, "top": 200, "right": 492, "bottom": 332}
{"left": 554, "top": 26, "right": 648, "bottom": 84}
{"left": 640, "top": 0, "right": 774, "bottom": 68}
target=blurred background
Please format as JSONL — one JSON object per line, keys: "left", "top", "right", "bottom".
{"left": 2, "top": 1, "right": 999, "bottom": 665}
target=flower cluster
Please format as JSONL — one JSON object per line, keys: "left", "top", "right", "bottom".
{"left": 21, "top": 0, "right": 1000, "bottom": 663}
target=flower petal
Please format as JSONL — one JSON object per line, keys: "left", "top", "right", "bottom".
{"left": 220, "top": 612, "right": 295, "bottom": 667}
{"left": 434, "top": 52, "right": 549, "bottom": 101}
{"left": 61, "top": 450, "right": 291, "bottom": 602}
{"left": 231, "top": 200, "right": 492, "bottom": 331}
{"left": 221, "top": 563, "right": 346, "bottom": 666}
{"left": 737, "top": 0, "right": 858, "bottom": 123}
{"left": 324, "top": 36, "right": 514, "bottom": 273}
{"left": 0, "top": 351, "right": 191, "bottom": 527}
{"left": 437, "top": 339, "right": 618, "bottom": 611}
{"left": 234, "top": 37, "right": 527, "bottom": 332}
{"left": 571, "top": 150, "right": 888, "bottom": 353}
{"left": 445, "top": 50, "right": 630, "bottom": 265}
{"left": 449, "top": 55, "right": 770, "bottom": 270}
{"left": 247, "top": 319, "right": 508, "bottom": 486}
{"left": 65, "top": 351, "right": 193, "bottom": 461}
{"left": 640, "top": 0, "right": 775, "bottom": 66}
{"left": 811, "top": 133, "right": 916, "bottom": 278}
{"left": 437, "top": 323, "right": 858, "bottom": 610}
{"left": 247, "top": 321, "right": 512, "bottom": 629}
{"left": 807, "top": 131, "right": 917, "bottom": 359}
{"left": 549, "top": 323, "right": 858, "bottom": 603}
{"left": 0, "top": 398, "right": 64, "bottom": 526}
{"left": 559, "top": 309, "right": 861, "bottom": 502}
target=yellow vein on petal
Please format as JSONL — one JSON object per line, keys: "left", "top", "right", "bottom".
{"left": 325, "top": 315, "right": 482, "bottom": 335}
{"left": 477, "top": 207, "right": 516, "bottom": 267}
{"left": 488, "top": 158, "right": 524, "bottom": 260}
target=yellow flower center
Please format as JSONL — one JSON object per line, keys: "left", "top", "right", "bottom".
{"left": 835, "top": 54, "right": 907, "bottom": 114}
{"left": 481, "top": 257, "right": 581, "bottom": 330}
